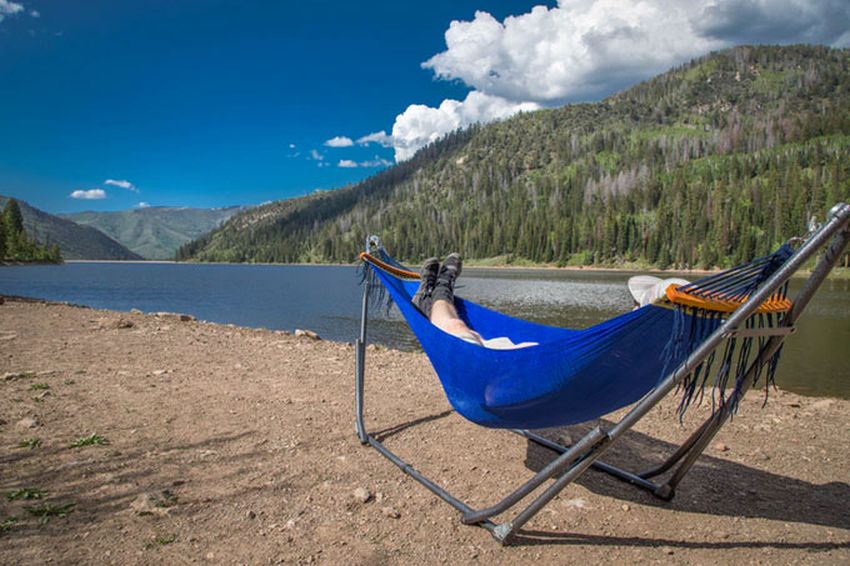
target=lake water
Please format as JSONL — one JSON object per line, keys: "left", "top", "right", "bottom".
{"left": 1, "top": 262, "right": 848, "bottom": 399}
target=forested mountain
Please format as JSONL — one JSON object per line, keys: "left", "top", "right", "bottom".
{"left": 178, "top": 46, "right": 850, "bottom": 269}
{"left": 63, "top": 206, "right": 243, "bottom": 259}
{"left": 0, "top": 196, "right": 141, "bottom": 261}
{"left": 0, "top": 198, "right": 62, "bottom": 263}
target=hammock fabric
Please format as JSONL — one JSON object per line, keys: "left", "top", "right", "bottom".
{"left": 360, "top": 245, "right": 793, "bottom": 430}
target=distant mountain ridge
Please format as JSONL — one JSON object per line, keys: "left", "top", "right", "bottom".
{"left": 178, "top": 45, "right": 850, "bottom": 269}
{"left": 0, "top": 196, "right": 142, "bottom": 260}
{"left": 62, "top": 206, "right": 244, "bottom": 259}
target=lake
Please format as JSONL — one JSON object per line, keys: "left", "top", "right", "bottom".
{"left": 1, "top": 261, "right": 848, "bottom": 399}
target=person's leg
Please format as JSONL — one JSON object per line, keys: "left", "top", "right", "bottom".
{"left": 429, "top": 253, "right": 483, "bottom": 345}
{"left": 412, "top": 257, "right": 440, "bottom": 317}
{"left": 430, "top": 299, "right": 483, "bottom": 344}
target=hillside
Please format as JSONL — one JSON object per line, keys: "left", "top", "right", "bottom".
{"left": 178, "top": 45, "right": 850, "bottom": 269}
{"left": 0, "top": 196, "right": 141, "bottom": 261}
{"left": 63, "top": 206, "right": 243, "bottom": 260}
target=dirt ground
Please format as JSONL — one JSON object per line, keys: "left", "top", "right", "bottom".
{"left": 1, "top": 297, "right": 848, "bottom": 565}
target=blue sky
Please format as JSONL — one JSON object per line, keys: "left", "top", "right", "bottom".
{"left": 1, "top": 1, "right": 848, "bottom": 213}
{"left": 0, "top": 1, "right": 551, "bottom": 212}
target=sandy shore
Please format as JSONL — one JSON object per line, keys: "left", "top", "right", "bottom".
{"left": 1, "top": 297, "right": 848, "bottom": 564}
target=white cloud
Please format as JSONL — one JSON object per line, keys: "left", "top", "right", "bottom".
{"left": 105, "top": 179, "right": 138, "bottom": 192}
{"left": 137, "top": 201, "right": 151, "bottom": 208}
{"left": 0, "top": 0, "right": 23, "bottom": 22}
{"left": 324, "top": 136, "right": 354, "bottom": 148}
{"left": 29, "top": 9, "right": 38, "bottom": 17}
{"left": 288, "top": 143, "right": 296, "bottom": 149}
{"left": 309, "top": 149, "right": 325, "bottom": 161}
{"left": 70, "top": 189, "right": 107, "bottom": 200}
{"left": 356, "top": 130, "right": 394, "bottom": 148}
{"left": 360, "top": 157, "right": 393, "bottom": 168}
{"left": 392, "top": 91, "right": 539, "bottom": 161}
{"left": 336, "top": 157, "right": 393, "bottom": 169}
{"left": 423, "top": 1, "right": 849, "bottom": 105}
{"left": 423, "top": 3, "right": 721, "bottom": 105}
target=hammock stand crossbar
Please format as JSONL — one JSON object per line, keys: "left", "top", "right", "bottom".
{"left": 354, "top": 202, "right": 850, "bottom": 545}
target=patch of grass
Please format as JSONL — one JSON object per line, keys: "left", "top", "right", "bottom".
{"left": 0, "top": 517, "right": 17, "bottom": 533}
{"left": 30, "top": 383, "right": 50, "bottom": 391}
{"left": 24, "top": 502, "right": 75, "bottom": 524}
{"left": 17, "top": 437, "right": 41, "bottom": 449}
{"left": 63, "top": 379, "right": 76, "bottom": 385}
{"left": 145, "top": 533, "right": 177, "bottom": 549}
{"left": 7, "top": 488, "right": 47, "bottom": 501}
{"left": 70, "top": 433, "right": 108, "bottom": 448}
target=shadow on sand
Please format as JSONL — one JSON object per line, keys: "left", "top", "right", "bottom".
{"left": 367, "top": 410, "right": 850, "bottom": 548}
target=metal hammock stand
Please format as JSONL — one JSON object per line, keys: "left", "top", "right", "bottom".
{"left": 353, "top": 202, "right": 850, "bottom": 545}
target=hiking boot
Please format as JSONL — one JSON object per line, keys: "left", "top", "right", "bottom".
{"left": 431, "top": 253, "right": 462, "bottom": 305}
{"left": 412, "top": 257, "right": 439, "bottom": 317}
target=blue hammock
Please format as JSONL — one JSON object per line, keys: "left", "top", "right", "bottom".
{"left": 361, "top": 245, "right": 792, "bottom": 430}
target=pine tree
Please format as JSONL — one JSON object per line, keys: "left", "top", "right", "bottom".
{"left": 3, "top": 199, "right": 24, "bottom": 234}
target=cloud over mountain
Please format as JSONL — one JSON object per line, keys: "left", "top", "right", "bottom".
{"left": 391, "top": 91, "right": 539, "bottom": 161}
{"left": 70, "top": 189, "right": 107, "bottom": 200}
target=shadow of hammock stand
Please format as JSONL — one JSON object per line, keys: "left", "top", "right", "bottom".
{"left": 354, "top": 202, "right": 850, "bottom": 545}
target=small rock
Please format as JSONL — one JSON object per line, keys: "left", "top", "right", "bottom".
{"left": 154, "top": 311, "right": 195, "bottom": 322}
{"left": 246, "top": 510, "right": 256, "bottom": 520}
{"left": 294, "top": 329, "right": 321, "bottom": 340}
{"left": 380, "top": 506, "right": 400, "bottom": 519}
{"left": 352, "top": 487, "right": 372, "bottom": 504}
{"left": 130, "top": 308, "right": 143, "bottom": 314}
{"left": 130, "top": 493, "right": 170, "bottom": 517}
{"left": 205, "top": 552, "right": 215, "bottom": 560}
{"left": 621, "top": 504, "right": 630, "bottom": 512}
{"left": 115, "top": 318, "right": 134, "bottom": 329}
{"left": 713, "top": 442, "right": 729, "bottom": 452}
{"left": 15, "top": 417, "right": 38, "bottom": 429}
{"left": 753, "top": 449, "right": 771, "bottom": 461}
{"left": 152, "top": 369, "right": 168, "bottom": 376}
{"left": 661, "top": 546, "right": 674, "bottom": 555}
{"left": 36, "top": 390, "right": 51, "bottom": 399}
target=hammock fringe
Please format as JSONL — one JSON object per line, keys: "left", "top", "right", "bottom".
{"left": 668, "top": 245, "right": 794, "bottom": 419}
